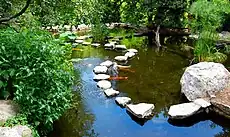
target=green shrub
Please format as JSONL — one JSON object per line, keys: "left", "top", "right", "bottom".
{"left": 0, "top": 28, "right": 73, "bottom": 135}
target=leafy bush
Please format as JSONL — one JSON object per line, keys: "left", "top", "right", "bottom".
{"left": 0, "top": 28, "right": 73, "bottom": 135}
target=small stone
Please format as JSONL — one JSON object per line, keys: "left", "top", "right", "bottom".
{"left": 114, "top": 45, "right": 127, "bottom": 50}
{"left": 93, "top": 74, "right": 110, "bottom": 80}
{"left": 97, "top": 80, "right": 112, "bottom": 89}
{"left": 75, "top": 40, "right": 84, "bottom": 44}
{"left": 115, "top": 56, "right": 128, "bottom": 61}
{"left": 104, "top": 43, "right": 114, "bottom": 48}
{"left": 168, "top": 102, "right": 201, "bottom": 119}
{"left": 93, "top": 66, "right": 108, "bottom": 74}
{"left": 77, "top": 36, "right": 88, "bottom": 40}
{"left": 104, "top": 88, "right": 119, "bottom": 97}
{"left": 193, "top": 98, "right": 211, "bottom": 108}
{"left": 127, "top": 49, "right": 138, "bottom": 53}
{"left": 125, "top": 52, "right": 135, "bottom": 58}
{"left": 82, "top": 42, "right": 91, "bottom": 45}
{"left": 100, "top": 60, "right": 113, "bottom": 67}
{"left": 115, "top": 97, "right": 131, "bottom": 107}
{"left": 126, "top": 103, "right": 154, "bottom": 119}
{"left": 91, "top": 43, "right": 100, "bottom": 47}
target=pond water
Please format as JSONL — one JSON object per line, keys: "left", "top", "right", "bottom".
{"left": 49, "top": 46, "right": 230, "bottom": 137}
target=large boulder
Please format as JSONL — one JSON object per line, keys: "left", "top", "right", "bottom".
{"left": 180, "top": 62, "right": 230, "bottom": 101}
{"left": 0, "top": 125, "right": 32, "bottom": 137}
{"left": 0, "top": 100, "right": 18, "bottom": 125}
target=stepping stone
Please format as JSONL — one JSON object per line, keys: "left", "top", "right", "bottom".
{"left": 114, "top": 45, "right": 127, "bottom": 50}
{"left": 104, "top": 43, "right": 114, "bottom": 48}
{"left": 115, "top": 56, "right": 128, "bottom": 61}
{"left": 75, "top": 40, "right": 84, "bottom": 44}
{"left": 77, "top": 36, "right": 88, "bottom": 40}
{"left": 82, "top": 42, "right": 91, "bottom": 46}
{"left": 193, "top": 98, "right": 211, "bottom": 108}
{"left": 104, "top": 88, "right": 120, "bottom": 97}
{"left": 93, "top": 66, "right": 108, "bottom": 74}
{"left": 126, "top": 103, "right": 154, "bottom": 119}
{"left": 46, "top": 26, "right": 51, "bottom": 30}
{"left": 91, "top": 43, "right": 100, "bottom": 47}
{"left": 125, "top": 52, "right": 135, "bottom": 58}
{"left": 111, "top": 39, "right": 120, "bottom": 42}
{"left": 114, "top": 36, "right": 123, "bottom": 40}
{"left": 115, "top": 97, "right": 131, "bottom": 107}
{"left": 93, "top": 74, "right": 110, "bottom": 81}
{"left": 168, "top": 102, "right": 201, "bottom": 119}
{"left": 127, "top": 49, "right": 138, "bottom": 53}
{"left": 97, "top": 80, "right": 112, "bottom": 89}
{"left": 110, "top": 41, "right": 117, "bottom": 45}
{"left": 100, "top": 60, "right": 113, "bottom": 67}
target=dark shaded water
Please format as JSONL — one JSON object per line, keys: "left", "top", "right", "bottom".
{"left": 49, "top": 46, "right": 230, "bottom": 137}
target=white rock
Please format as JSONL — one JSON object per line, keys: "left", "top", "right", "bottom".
{"left": 75, "top": 40, "right": 84, "bottom": 44}
{"left": 0, "top": 125, "right": 32, "bottom": 137}
{"left": 77, "top": 36, "right": 88, "bottom": 40}
{"left": 93, "top": 66, "right": 108, "bottom": 74}
{"left": 91, "top": 43, "right": 100, "bottom": 47}
{"left": 104, "top": 88, "right": 120, "bottom": 97}
{"left": 100, "top": 60, "right": 113, "bottom": 67}
{"left": 82, "top": 42, "right": 91, "bottom": 45}
{"left": 114, "top": 56, "right": 128, "bottom": 61}
{"left": 104, "top": 43, "right": 114, "bottom": 48}
{"left": 115, "top": 45, "right": 127, "bottom": 50}
{"left": 97, "top": 80, "right": 112, "bottom": 89}
{"left": 64, "top": 25, "right": 71, "bottom": 30}
{"left": 110, "top": 42, "right": 117, "bottom": 45}
{"left": 126, "top": 103, "right": 154, "bottom": 119}
{"left": 93, "top": 74, "right": 110, "bottom": 80}
{"left": 127, "top": 49, "right": 138, "bottom": 53}
{"left": 193, "top": 98, "right": 211, "bottom": 108}
{"left": 0, "top": 100, "right": 18, "bottom": 124}
{"left": 125, "top": 52, "right": 135, "bottom": 58}
{"left": 168, "top": 102, "right": 201, "bottom": 119}
{"left": 115, "top": 97, "right": 131, "bottom": 107}
{"left": 181, "top": 62, "right": 230, "bottom": 101}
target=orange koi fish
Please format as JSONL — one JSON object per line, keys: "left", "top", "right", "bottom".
{"left": 109, "top": 76, "right": 128, "bottom": 80}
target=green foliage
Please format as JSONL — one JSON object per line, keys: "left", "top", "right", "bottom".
{"left": 0, "top": 28, "right": 73, "bottom": 135}
{"left": 121, "top": 37, "right": 145, "bottom": 48}
{"left": 189, "top": 0, "right": 230, "bottom": 62}
{"left": 91, "top": 24, "right": 109, "bottom": 43}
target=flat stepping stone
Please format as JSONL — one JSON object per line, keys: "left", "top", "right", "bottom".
{"left": 126, "top": 103, "right": 154, "bottom": 119}
{"left": 114, "top": 56, "right": 128, "bottom": 61}
{"left": 91, "top": 43, "right": 100, "bottom": 47}
{"left": 93, "top": 66, "right": 108, "bottom": 74}
{"left": 77, "top": 36, "right": 88, "bottom": 40}
{"left": 114, "top": 36, "right": 123, "bottom": 40}
{"left": 104, "top": 88, "right": 120, "bottom": 97}
{"left": 100, "top": 60, "right": 113, "bottom": 67}
{"left": 127, "top": 49, "right": 138, "bottom": 53}
{"left": 97, "top": 80, "right": 112, "bottom": 89}
{"left": 93, "top": 74, "right": 110, "bottom": 81}
{"left": 125, "top": 52, "right": 135, "bottom": 58}
{"left": 168, "top": 102, "right": 201, "bottom": 119}
{"left": 109, "top": 41, "right": 117, "bottom": 45}
{"left": 115, "top": 45, "right": 127, "bottom": 50}
{"left": 75, "top": 40, "right": 84, "bottom": 44}
{"left": 193, "top": 98, "right": 211, "bottom": 108}
{"left": 115, "top": 97, "right": 131, "bottom": 107}
{"left": 104, "top": 43, "right": 114, "bottom": 48}
{"left": 82, "top": 42, "right": 91, "bottom": 45}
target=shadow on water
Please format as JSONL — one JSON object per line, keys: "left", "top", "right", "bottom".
{"left": 50, "top": 45, "right": 230, "bottom": 137}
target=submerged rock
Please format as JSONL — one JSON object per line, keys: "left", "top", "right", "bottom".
{"left": 125, "top": 52, "right": 135, "bottom": 58}
{"left": 180, "top": 62, "right": 230, "bottom": 101}
{"left": 211, "top": 87, "right": 230, "bottom": 118}
{"left": 0, "top": 125, "right": 32, "bottom": 137}
{"left": 100, "top": 60, "right": 113, "bottom": 67}
{"left": 114, "top": 56, "right": 128, "bottom": 62}
{"left": 168, "top": 103, "right": 201, "bottom": 119}
{"left": 126, "top": 103, "right": 154, "bottom": 119}
{"left": 0, "top": 100, "right": 18, "bottom": 124}
{"left": 104, "top": 88, "right": 120, "bottom": 97}
{"left": 93, "top": 74, "right": 110, "bottom": 81}
{"left": 97, "top": 80, "right": 112, "bottom": 89}
{"left": 93, "top": 66, "right": 108, "bottom": 74}
{"left": 193, "top": 98, "right": 211, "bottom": 108}
{"left": 115, "top": 97, "right": 131, "bottom": 107}
{"left": 114, "top": 45, "right": 127, "bottom": 50}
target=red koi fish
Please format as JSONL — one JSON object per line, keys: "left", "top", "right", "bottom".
{"left": 109, "top": 76, "right": 128, "bottom": 80}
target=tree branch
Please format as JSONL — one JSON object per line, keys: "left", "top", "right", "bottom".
{"left": 0, "top": 0, "right": 32, "bottom": 23}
